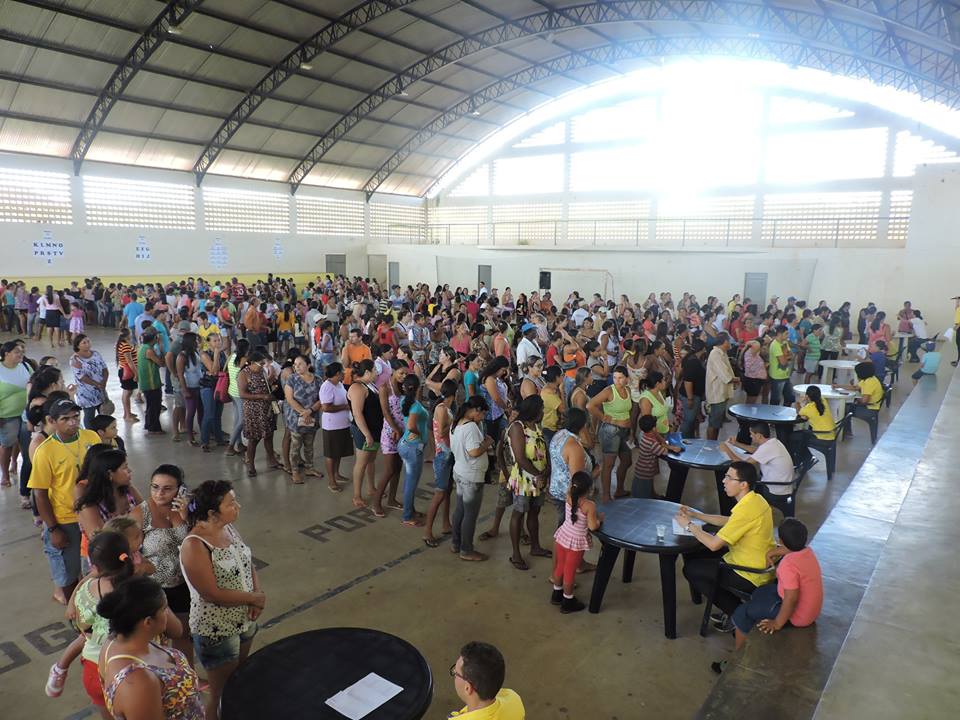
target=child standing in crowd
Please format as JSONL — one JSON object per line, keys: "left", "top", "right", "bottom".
{"left": 550, "top": 471, "right": 603, "bottom": 614}
{"left": 632, "top": 414, "right": 683, "bottom": 498}
{"left": 68, "top": 301, "right": 85, "bottom": 340}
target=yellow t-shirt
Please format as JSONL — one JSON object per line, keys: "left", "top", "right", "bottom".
{"left": 27, "top": 429, "right": 101, "bottom": 524}
{"left": 449, "top": 689, "right": 525, "bottom": 719}
{"left": 799, "top": 401, "right": 835, "bottom": 440}
{"left": 857, "top": 376, "right": 884, "bottom": 410}
{"left": 541, "top": 388, "right": 562, "bottom": 431}
{"left": 276, "top": 313, "right": 295, "bottom": 332}
{"left": 197, "top": 323, "right": 219, "bottom": 351}
{"left": 716, "top": 491, "right": 776, "bottom": 586}
{"left": 955, "top": 306, "right": 960, "bottom": 326}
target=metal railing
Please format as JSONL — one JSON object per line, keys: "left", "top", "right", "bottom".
{"left": 401, "top": 215, "right": 910, "bottom": 248}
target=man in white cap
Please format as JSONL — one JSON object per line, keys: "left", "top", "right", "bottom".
{"left": 516, "top": 323, "right": 541, "bottom": 367}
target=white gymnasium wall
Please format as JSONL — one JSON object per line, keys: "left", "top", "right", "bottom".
{"left": 0, "top": 152, "right": 379, "bottom": 281}
{"left": 371, "top": 161, "right": 960, "bottom": 334}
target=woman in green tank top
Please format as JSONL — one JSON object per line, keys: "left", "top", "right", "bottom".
{"left": 587, "top": 366, "right": 635, "bottom": 502}
{"left": 638, "top": 370, "right": 671, "bottom": 435}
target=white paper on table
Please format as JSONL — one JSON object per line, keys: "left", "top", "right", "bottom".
{"left": 672, "top": 506, "right": 705, "bottom": 536}
{"left": 325, "top": 672, "right": 404, "bottom": 720}
{"left": 672, "top": 518, "right": 705, "bottom": 536}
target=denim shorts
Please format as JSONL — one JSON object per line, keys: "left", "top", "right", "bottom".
{"left": 350, "top": 423, "right": 380, "bottom": 452}
{"left": 707, "top": 401, "right": 728, "bottom": 429}
{"left": 193, "top": 623, "right": 258, "bottom": 670}
{"left": 0, "top": 416, "right": 21, "bottom": 448}
{"left": 433, "top": 448, "right": 453, "bottom": 492}
{"left": 512, "top": 492, "right": 545, "bottom": 513}
{"left": 598, "top": 422, "right": 630, "bottom": 455}
{"left": 42, "top": 522, "right": 82, "bottom": 587}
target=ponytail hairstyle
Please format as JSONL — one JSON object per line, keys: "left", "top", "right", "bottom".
{"left": 88, "top": 530, "right": 134, "bottom": 583}
{"left": 640, "top": 370, "right": 664, "bottom": 391}
{"left": 186, "top": 479, "right": 234, "bottom": 529}
{"left": 453, "top": 394, "right": 489, "bottom": 426}
{"left": 401, "top": 373, "right": 421, "bottom": 416}
{"left": 433, "top": 379, "right": 458, "bottom": 413}
{"left": 351, "top": 357, "right": 375, "bottom": 381}
{"left": 479, "top": 356, "right": 509, "bottom": 384}
{"left": 806, "top": 385, "right": 826, "bottom": 417}
{"left": 96, "top": 575, "right": 166, "bottom": 638}
{"left": 568, "top": 470, "right": 593, "bottom": 524}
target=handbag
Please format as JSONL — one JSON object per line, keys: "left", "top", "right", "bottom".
{"left": 214, "top": 371, "right": 230, "bottom": 403}
{"left": 100, "top": 398, "right": 116, "bottom": 416}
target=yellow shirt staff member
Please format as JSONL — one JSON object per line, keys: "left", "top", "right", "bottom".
{"left": 449, "top": 641, "right": 524, "bottom": 719}
{"left": 833, "top": 361, "right": 885, "bottom": 443}
{"left": 676, "top": 461, "right": 776, "bottom": 622}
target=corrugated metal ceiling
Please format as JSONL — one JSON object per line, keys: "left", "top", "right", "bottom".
{"left": 0, "top": 0, "right": 959, "bottom": 197}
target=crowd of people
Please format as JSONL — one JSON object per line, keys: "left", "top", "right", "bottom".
{"left": 0, "top": 271, "right": 949, "bottom": 719}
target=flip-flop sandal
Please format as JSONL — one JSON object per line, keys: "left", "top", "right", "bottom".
{"left": 401, "top": 519, "right": 424, "bottom": 527}
{"left": 352, "top": 498, "right": 368, "bottom": 509}
{"left": 172, "top": 434, "right": 182, "bottom": 443}
{"left": 372, "top": 508, "right": 386, "bottom": 518}
{"left": 530, "top": 548, "right": 553, "bottom": 558}
{"left": 520, "top": 534, "right": 531, "bottom": 546}
{"left": 577, "top": 562, "right": 597, "bottom": 574}
{"left": 422, "top": 537, "right": 440, "bottom": 548}
{"left": 246, "top": 466, "right": 257, "bottom": 477}
{"left": 509, "top": 557, "right": 529, "bottom": 571}
{"left": 328, "top": 484, "right": 343, "bottom": 493}
{"left": 188, "top": 439, "right": 200, "bottom": 447}
{"left": 478, "top": 531, "right": 497, "bottom": 541}
{"left": 386, "top": 502, "right": 404, "bottom": 510}
{"left": 292, "top": 478, "right": 305, "bottom": 485}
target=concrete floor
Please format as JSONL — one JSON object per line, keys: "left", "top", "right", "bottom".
{"left": 0, "top": 328, "right": 931, "bottom": 720}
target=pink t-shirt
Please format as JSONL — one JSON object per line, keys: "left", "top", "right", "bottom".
{"left": 777, "top": 547, "right": 823, "bottom": 627}
{"left": 319, "top": 379, "right": 350, "bottom": 430}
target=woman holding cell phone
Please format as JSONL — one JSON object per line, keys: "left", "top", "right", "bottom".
{"left": 139, "top": 464, "right": 194, "bottom": 664}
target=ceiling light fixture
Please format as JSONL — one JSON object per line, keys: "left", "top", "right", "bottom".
{"left": 300, "top": 62, "right": 314, "bottom": 71}
{"left": 166, "top": 24, "right": 183, "bottom": 35}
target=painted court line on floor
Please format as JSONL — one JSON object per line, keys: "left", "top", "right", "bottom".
{"left": 63, "top": 512, "right": 493, "bottom": 719}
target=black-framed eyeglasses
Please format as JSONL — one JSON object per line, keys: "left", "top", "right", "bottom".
{"left": 449, "top": 663, "right": 465, "bottom": 680}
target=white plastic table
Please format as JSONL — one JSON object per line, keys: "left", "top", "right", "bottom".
{"left": 842, "top": 343, "right": 868, "bottom": 358}
{"left": 794, "top": 383, "right": 859, "bottom": 428}
{"left": 819, "top": 359, "right": 859, "bottom": 384}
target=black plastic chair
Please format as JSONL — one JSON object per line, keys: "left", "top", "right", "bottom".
{"left": 806, "top": 410, "right": 854, "bottom": 481}
{"left": 699, "top": 560, "right": 777, "bottom": 636}
{"left": 757, "top": 469, "right": 802, "bottom": 518}
{"left": 847, "top": 402, "right": 881, "bottom": 444}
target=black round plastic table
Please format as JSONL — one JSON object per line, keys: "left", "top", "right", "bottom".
{"left": 588, "top": 498, "right": 701, "bottom": 639}
{"left": 664, "top": 439, "right": 734, "bottom": 515}
{"left": 220, "top": 628, "right": 433, "bottom": 720}
{"left": 728, "top": 403, "right": 800, "bottom": 445}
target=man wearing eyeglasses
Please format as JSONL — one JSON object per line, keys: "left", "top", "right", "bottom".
{"left": 675, "top": 461, "right": 776, "bottom": 632}
{"left": 448, "top": 641, "right": 524, "bottom": 719}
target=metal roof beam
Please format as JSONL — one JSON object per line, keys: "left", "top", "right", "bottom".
{"left": 362, "top": 32, "right": 960, "bottom": 197}
{"left": 0, "top": 28, "right": 479, "bottom": 146}
{"left": 0, "top": 70, "right": 458, "bottom": 160}
{"left": 69, "top": 0, "right": 205, "bottom": 174}
{"left": 0, "top": 108, "right": 439, "bottom": 180}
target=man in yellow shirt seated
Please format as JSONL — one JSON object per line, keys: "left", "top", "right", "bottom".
{"left": 675, "top": 461, "right": 776, "bottom": 632}
{"left": 833, "top": 361, "right": 884, "bottom": 443}
{"left": 449, "top": 642, "right": 524, "bottom": 719}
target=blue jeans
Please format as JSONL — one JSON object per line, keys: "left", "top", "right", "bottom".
{"left": 397, "top": 439, "right": 424, "bottom": 521}
{"left": 433, "top": 447, "right": 453, "bottom": 491}
{"left": 230, "top": 396, "right": 244, "bottom": 447}
{"left": 769, "top": 378, "right": 794, "bottom": 406}
{"left": 452, "top": 478, "right": 484, "bottom": 554}
{"left": 731, "top": 582, "right": 782, "bottom": 634}
{"left": 678, "top": 395, "right": 701, "bottom": 438}
{"left": 200, "top": 387, "right": 225, "bottom": 446}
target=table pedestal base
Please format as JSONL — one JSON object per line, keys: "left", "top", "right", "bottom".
{"left": 588, "top": 542, "right": 683, "bottom": 639}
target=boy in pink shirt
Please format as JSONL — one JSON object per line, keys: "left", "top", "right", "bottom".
{"left": 715, "top": 518, "right": 823, "bottom": 671}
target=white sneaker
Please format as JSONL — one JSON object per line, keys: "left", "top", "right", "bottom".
{"left": 45, "top": 663, "right": 67, "bottom": 698}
